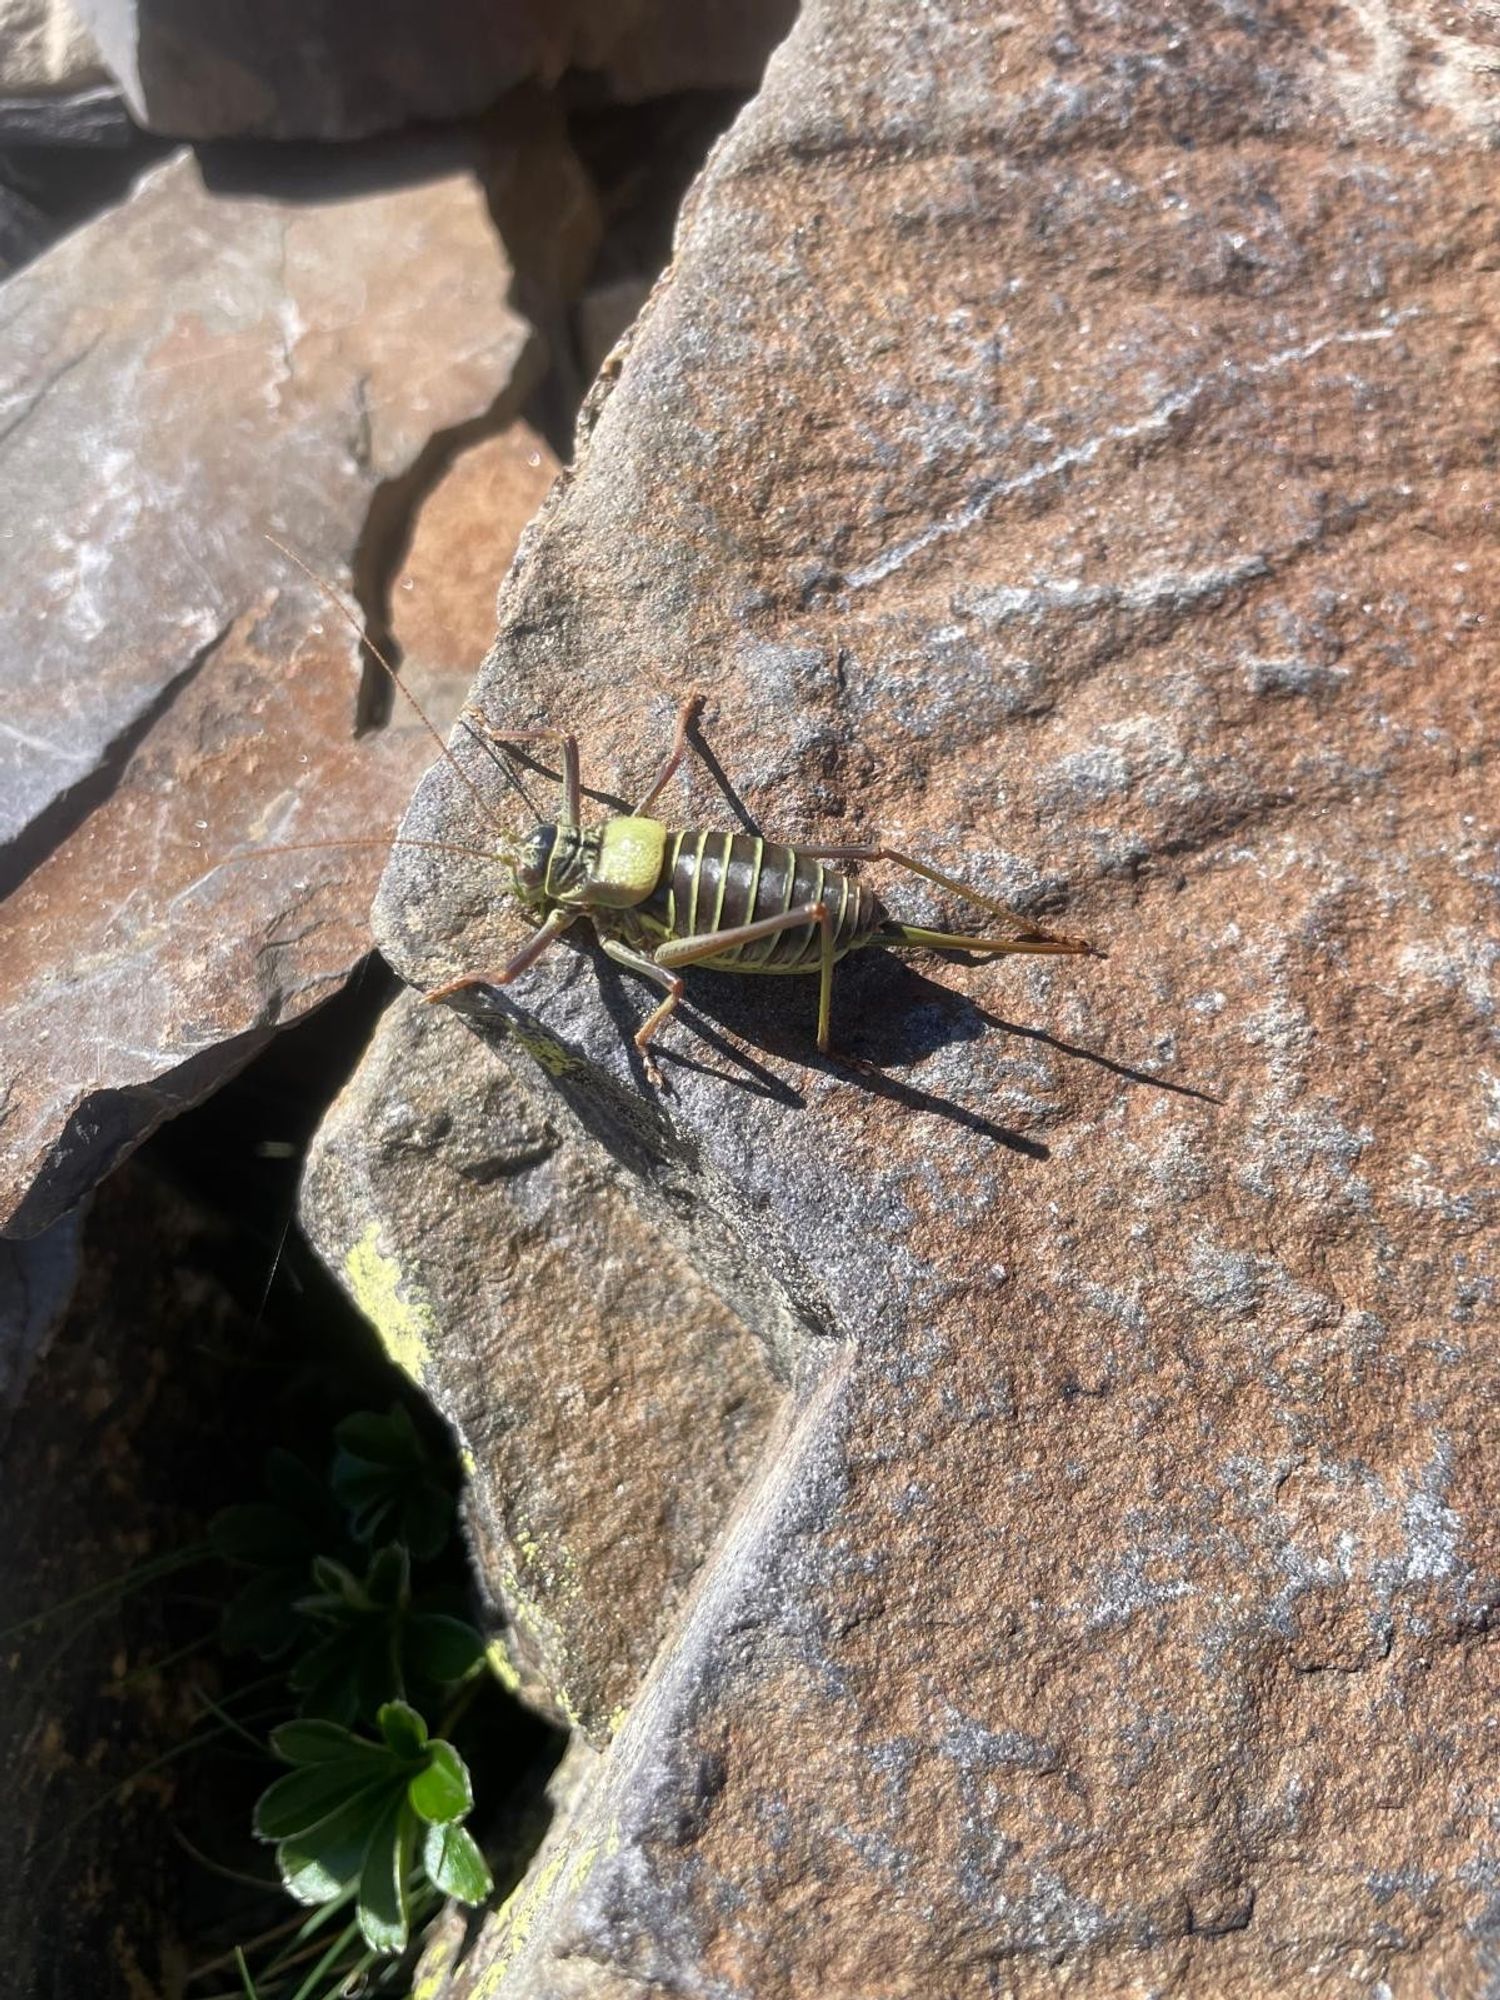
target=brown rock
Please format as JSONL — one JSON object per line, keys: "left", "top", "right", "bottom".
{"left": 299, "top": 989, "right": 788, "bottom": 1739}
{"left": 392, "top": 425, "right": 558, "bottom": 684}
{"left": 356, "top": 2, "right": 1496, "bottom": 1994}
{"left": 0, "top": 143, "right": 553, "bottom": 1237}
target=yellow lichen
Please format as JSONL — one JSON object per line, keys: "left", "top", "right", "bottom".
{"left": 472, "top": 1843, "right": 569, "bottom": 1997}
{"left": 411, "top": 1923, "right": 461, "bottom": 2000}
{"left": 486, "top": 1636, "right": 523, "bottom": 1696}
{"left": 505, "top": 1018, "right": 579, "bottom": 1078}
{"left": 344, "top": 1223, "right": 435, "bottom": 1386}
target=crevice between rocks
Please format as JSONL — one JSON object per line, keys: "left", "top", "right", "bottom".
{"left": 348, "top": 325, "right": 547, "bottom": 735}
{"left": 4, "top": 1016, "right": 280, "bottom": 1241}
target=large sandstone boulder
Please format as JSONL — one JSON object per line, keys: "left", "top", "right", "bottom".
{"left": 310, "top": 1, "right": 1495, "bottom": 1993}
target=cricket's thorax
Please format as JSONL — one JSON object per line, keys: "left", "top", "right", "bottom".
{"left": 520, "top": 817, "right": 669, "bottom": 911}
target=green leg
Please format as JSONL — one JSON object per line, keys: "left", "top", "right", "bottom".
{"left": 654, "top": 899, "right": 837, "bottom": 1055}
{"left": 796, "top": 841, "right": 1092, "bottom": 953}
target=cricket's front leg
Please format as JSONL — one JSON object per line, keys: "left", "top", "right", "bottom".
{"left": 465, "top": 715, "right": 582, "bottom": 826}
{"left": 632, "top": 694, "right": 705, "bottom": 816}
{"left": 425, "top": 908, "right": 575, "bottom": 1006}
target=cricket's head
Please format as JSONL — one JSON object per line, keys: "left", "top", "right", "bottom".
{"left": 510, "top": 821, "right": 598, "bottom": 911}
{"left": 513, "top": 823, "right": 557, "bottom": 906}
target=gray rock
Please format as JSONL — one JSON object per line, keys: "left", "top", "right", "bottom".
{"left": 0, "top": 83, "right": 132, "bottom": 144}
{"left": 0, "top": 0, "right": 104, "bottom": 94}
{"left": 0, "top": 140, "right": 552, "bottom": 1237}
{"left": 0, "top": 1205, "right": 83, "bottom": 1436}
{"left": 0, "top": 178, "right": 50, "bottom": 269}
{"left": 355, "top": 0, "right": 1500, "bottom": 1993}
{"left": 300, "top": 990, "right": 790, "bottom": 1739}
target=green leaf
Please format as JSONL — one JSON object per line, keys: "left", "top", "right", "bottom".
{"left": 270, "top": 1719, "right": 388, "bottom": 1767}
{"left": 377, "top": 1700, "right": 427, "bottom": 1761}
{"left": 422, "top": 1821, "right": 493, "bottom": 1905}
{"left": 288, "top": 1628, "right": 362, "bottom": 1725}
{"left": 401, "top": 1483, "right": 455, "bottom": 1564}
{"left": 277, "top": 1786, "right": 393, "bottom": 1906}
{"left": 220, "top": 1568, "right": 309, "bottom": 1659}
{"left": 255, "top": 1761, "right": 390, "bottom": 1842}
{"left": 355, "top": 1791, "right": 413, "bottom": 1955}
{"left": 331, "top": 1406, "right": 455, "bottom": 1560}
{"left": 359, "top": 1629, "right": 405, "bottom": 1722}
{"left": 364, "top": 1544, "right": 410, "bottom": 1609}
{"left": 407, "top": 1740, "right": 472, "bottom": 1825}
{"left": 405, "top": 1612, "right": 484, "bottom": 1686}
{"left": 335, "top": 1405, "right": 420, "bottom": 1468}
{"left": 309, "top": 1555, "right": 363, "bottom": 1603}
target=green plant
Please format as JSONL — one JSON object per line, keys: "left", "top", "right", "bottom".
{"left": 192, "top": 1401, "right": 498, "bottom": 1996}
{"left": 211, "top": 1447, "right": 355, "bottom": 1659}
{"left": 331, "top": 1405, "right": 454, "bottom": 1561}
{"left": 289, "top": 1542, "right": 484, "bottom": 1726}
{"left": 255, "top": 1702, "right": 493, "bottom": 1954}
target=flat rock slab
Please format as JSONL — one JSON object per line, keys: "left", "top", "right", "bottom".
{"left": 0, "top": 144, "right": 553, "bottom": 1238}
{"left": 0, "top": 143, "right": 531, "bottom": 861}
{"left": 356, "top": 3, "right": 1494, "bottom": 1994}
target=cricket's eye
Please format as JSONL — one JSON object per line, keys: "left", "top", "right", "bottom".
{"left": 515, "top": 825, "right": 555, "bottom": 893}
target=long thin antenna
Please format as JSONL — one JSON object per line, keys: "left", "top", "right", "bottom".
{"left": 208, "top": 834, "right": 515, "bottom": 875}
{"left": 265, "top": 535, "right": 514, "bottom": 852}
{"left": 458, "top": 716, "right": 545, "bottom": 820}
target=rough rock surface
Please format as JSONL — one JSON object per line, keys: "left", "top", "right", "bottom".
{"left": 300, "top": 990, "right": 790, "bottom": 1739}
{"left": 391, "top": 424, "right": 559, "bottom": 686}
{"left": 355, "top": 2, "right": 1496, "bottom": 1994}
{"left": 0, "top": 143, "right": 555, "bottom": 1238}
{"left": 75, "top": 0, "right": 797, "bottom": 141}
{"left": 0, "top": 0, "right": 103, "bottom": 94}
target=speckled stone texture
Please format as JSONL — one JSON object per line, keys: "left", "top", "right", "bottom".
{"left": 358, "top": 2, "right": 1494, "bottom": 1994}
{"left": 0, "top": 144, "right": 558, "bottom": 1237}
{"left": 300, "top": 991, "right": 789, "bottom": 1741}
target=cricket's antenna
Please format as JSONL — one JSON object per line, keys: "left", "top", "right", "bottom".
{"left": 211, "top": 835, "right": 519, "bottom": 874}
{"left": 458, "top": 717, "right": 545, "bottom": 820}
{"left": 265, "top": 535, "right": 513, "bottom": 850}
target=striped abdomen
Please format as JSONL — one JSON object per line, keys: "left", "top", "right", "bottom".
{"left": 622, "top": 831, "right": 887, "bottom": 973}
